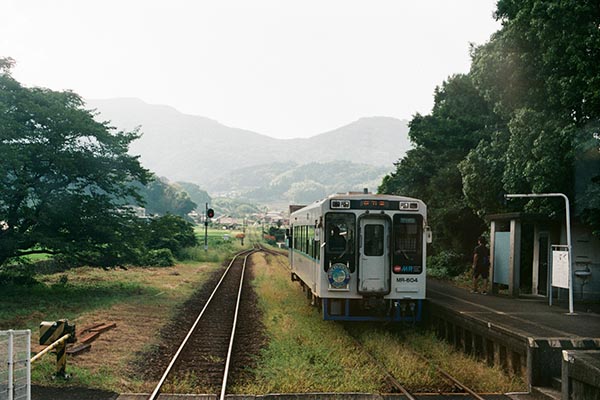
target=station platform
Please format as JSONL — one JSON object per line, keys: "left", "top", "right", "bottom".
{"left": 426, "top": 279, "right": 600, "bottom": 394}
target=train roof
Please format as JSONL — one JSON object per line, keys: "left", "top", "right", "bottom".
{"left": 290, "top": 192, "right": 424, "bottom": 216}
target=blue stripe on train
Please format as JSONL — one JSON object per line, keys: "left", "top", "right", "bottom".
{"left": 322, "top": 298, "right": 422, "bottom": 322}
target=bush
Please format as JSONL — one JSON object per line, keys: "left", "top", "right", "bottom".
{"left": 146, "top": 214, "right": 198, "bottom": 257}
{"left": 145, "top": 248, "right": 175, "bottom": 267}
{"left": 0, "top": 263, "right": 39, "bottom": 286}
{"left": 427, "top": 250, "right": 467, "bottom": 278}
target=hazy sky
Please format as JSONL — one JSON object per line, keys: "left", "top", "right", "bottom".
{"left": 1, "top": 0, "right": 500, "bottom": 139}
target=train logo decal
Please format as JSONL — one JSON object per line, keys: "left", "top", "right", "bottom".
{"left": 328, "top": 263, "right": 351, "bottom": 288}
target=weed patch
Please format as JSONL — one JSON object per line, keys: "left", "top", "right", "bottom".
{"left": 238, "top": 252, "right": 526, "bottom": 394}
{"left": 234, "top": 252, "right": 381, "bottom": 393}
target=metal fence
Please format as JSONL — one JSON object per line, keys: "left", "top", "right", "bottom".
{"left": 0, "top": 330, "right": 31, "bottom": 400}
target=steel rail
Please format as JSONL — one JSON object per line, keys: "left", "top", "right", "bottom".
{"left": 343, "top": 328, "right": 417, "bottom": 400}
{"left": 405, "top": 347, "right": 486, "bottom": 400}
{"left": 219, "top": 250, "right": 256, "bottom": 400}
{"left": 147, "top": 248, "right": 254, "bottom": 400}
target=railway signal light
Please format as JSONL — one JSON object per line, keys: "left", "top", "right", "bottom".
{"left": 207, "top": 208, "right": 215, "bottom": 218}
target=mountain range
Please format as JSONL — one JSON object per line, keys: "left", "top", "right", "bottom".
{"left": 86, "top": 98, "right": 411, "bottom": 204}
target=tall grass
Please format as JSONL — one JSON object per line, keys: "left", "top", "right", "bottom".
{"left": 178, "top": 227, "right": 247, "bottom": 263}
{"left": 179, "top": 236, "right": 245, "bottom": 263}
{"left": 235, "top": 252, "right": 525, "bottom": 394}
{"left": 233, "top": 253, "right": 382, "bottom": 393}
{"left": 0, "top": 271, "right": 152, "bottom": 331}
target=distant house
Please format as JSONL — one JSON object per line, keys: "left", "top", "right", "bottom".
{"left": 120, "top": 205, "right": 149, "bottom": 219}
{"left": 214, "top": 216, "right": 241, "bottom": 229}
{"left": 266, "top": 211, "right": 285, "bottom": 226}
{"left": 187, "top": 210, "right": 201, "bottom": 223}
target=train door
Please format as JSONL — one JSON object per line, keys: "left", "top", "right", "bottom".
{"left": 358, "top": 218, "right": 390, "bottom": 294}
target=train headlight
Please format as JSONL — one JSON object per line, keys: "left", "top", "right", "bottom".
{"left": 328, "top": 263, "right": 351, "bottom": 289}
{"left": 399, "top": 201, "right": 419, "bottom": 210}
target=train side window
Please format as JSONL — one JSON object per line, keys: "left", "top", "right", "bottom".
{"left": 303, "top": 226, "right": 308, "bottom": 254}
{"left": 294, "top": 226, "right": 299, "bottom": 249}
{"left": 307, "top": 226, "right": 312, "bottom": 256}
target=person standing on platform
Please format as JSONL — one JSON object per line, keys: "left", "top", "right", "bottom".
{"left": 472, "top": 236, "right": 490, "bottom": 294}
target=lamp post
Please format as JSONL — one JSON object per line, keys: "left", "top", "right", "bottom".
{"left": 504, "top": 193, "right": 574, "bottom": 315}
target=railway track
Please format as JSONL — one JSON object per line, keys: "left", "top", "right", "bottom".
{"left": 345, "top": 326, "right": 489, "bottom": 400}
{"left": 147, "top": 248, "right": 257, "bottom": 400}
{"left": 147, "top": 243, "right": 502, "bottom": 399}
{"left": 263, "top": 242, "right": 503, "bottom": 398}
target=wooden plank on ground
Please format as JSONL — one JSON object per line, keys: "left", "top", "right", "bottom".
{"left": 79, "top": 331, "right": 101, "bottom": 344}
{"left": 80, "top": 322, "right": 105, "bottom": 334}
{"left": 89, "top": 322, "right": 116, "bottom": 334}
{"left": 66, "top": 343, "right": 91, "bottom": 355}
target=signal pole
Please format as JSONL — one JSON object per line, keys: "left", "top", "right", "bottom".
{"left": 204, "top": 204, "right": 215, "bottom": 251}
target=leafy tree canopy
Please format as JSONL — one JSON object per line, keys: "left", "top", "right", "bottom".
{"left": 176, "top": 181, "right": 211, "bottom": 209}
{"left": 466, "top": 0, "right": 600, "bottom": 221}
{"left": 0, "top": 59, "right": 151, "bottom": 267}
{"left": 145, "top": 214, "right": 198, "bottom": 257}
{"left": 380, "top": 74, "right": 492, "bottom": 255}
{"left": 134, "top": 176, "right": 197, "bottom": 218}
{"left": 382, "top": 0, "right": 600, "bottom": 257}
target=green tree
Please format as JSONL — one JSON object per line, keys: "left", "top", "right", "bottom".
{"left": 136, "top": 176, "right": 197, "bottom": 218}
{"left": 380, "top": 74, "right": 495, "bottom": 256}
{"left": 459, "top": 130, "right": 509, "bottom": 216}
{"left": 466, "top": 0, "right": 600, "bottom": 229}
{"left": 176, "top": 181, "right": 212, "bottom": 208}
{"left": 494, "top": 0, "right": 600, "bottom": 124}
{"left": 0, "top": 59, "right": 151, "bottom": 267}
{"left": 146, "top": 214, "right": 198, "bottom": 257}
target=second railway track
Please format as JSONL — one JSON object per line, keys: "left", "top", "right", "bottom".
{"left": 148, "top": 248, "right": 258, "bottom": 400}
{"left": 345, "top": 325, "right": 490, "bottom": 400}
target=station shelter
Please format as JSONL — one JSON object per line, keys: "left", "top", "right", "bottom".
{"left": 487, "top": 212, "right": 600, "bottom": 303}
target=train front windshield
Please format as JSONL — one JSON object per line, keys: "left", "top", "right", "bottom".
{"left": 324, "top": 213, "right": 355, "bottom": 272}
{"left": 393, "top": 215, "right": 423, "bottom": 273}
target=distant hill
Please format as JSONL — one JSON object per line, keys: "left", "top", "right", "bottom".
{"left": 215, "top": 161, "right": 389, "bottom": 204}
{"left": 86, "top": 98, "right": 411, "bottom": 203}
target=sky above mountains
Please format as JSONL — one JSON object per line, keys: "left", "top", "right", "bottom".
{"left": 1, "top": 0, "right": 500, "bottom": 139}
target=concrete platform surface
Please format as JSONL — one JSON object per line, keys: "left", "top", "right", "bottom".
{"left": 427, "top": 280, "right": 600, "bottom": 340}
{"left": 117, "top": 394, "right": 510, "bottom": 399}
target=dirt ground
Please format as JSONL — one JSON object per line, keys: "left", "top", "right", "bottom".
{"left": 29, "top": 253, "right": 267, "bottom": 398}
{"left": 32, "top": 385, "right": 119, "bottom": 400}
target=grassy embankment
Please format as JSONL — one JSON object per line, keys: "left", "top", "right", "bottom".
{"left": 0, "top": 227, "right": 246, "bottom": 393}
{"left": 233, "top": 251, "right": 526, "bottom": 394}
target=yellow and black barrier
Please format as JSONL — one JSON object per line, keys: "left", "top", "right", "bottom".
{"left": 33, "top": 319, "right": 76, "bottom": 378}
